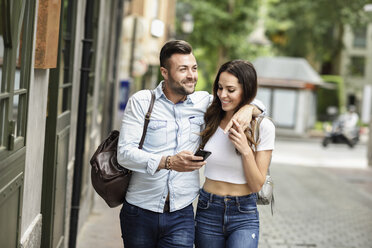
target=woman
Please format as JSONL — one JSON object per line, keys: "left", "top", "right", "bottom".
{"left": 195, "top": 60, "right": 275, "bottom": 248}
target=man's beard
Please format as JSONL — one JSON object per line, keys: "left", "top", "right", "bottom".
{"left": 168, "top": 77, "right": 196, "bottom": 96}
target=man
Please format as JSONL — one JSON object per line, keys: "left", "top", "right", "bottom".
{"left": 117, "top": 40, "right": 265, "bottom": 248}
{"left": 339, "top": 105, "right": 359, "bottom": 142}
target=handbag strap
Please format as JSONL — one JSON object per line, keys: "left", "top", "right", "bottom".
{"left": 254, "top": 116, "right": 272, "bottom": 174}
{"left": 138, "top": 90, "right": 156, "bottom": 149}
{"left": 255, "top": 116, "right": 275, "bottom": 215}
{"left": 254, "top": 116, "right": 264, "bottom": 142}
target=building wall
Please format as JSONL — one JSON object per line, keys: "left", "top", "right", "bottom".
{"left": 295, "top": 90, "right": 316, "bottom": 134}
{"left": 257, "top": 87, "right": 317, "bottom": 137}
{"left": 340, "top": 23, "right": 372, "bottom": 123}
{"left": 20, "top": 69, "right": 50, "bottom": 247}
{"left": 20, "top": 0, "right": 49, "bottom": 245}
{"left": 114, "top": 0, "right": 176, "bottom": 128}
{"left": 68, "top": 0, "right": 121, "bottom": 237}
{"left": 64, "top": 0, "right": 86, "bottom": 246}
{"left": 11, "top": 0, "right": 176, "bottom": 247}
{"left": 17, "top": 0, "right": 120, "bottom": 247}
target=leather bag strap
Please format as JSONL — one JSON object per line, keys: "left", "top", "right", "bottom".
{"left": 138, "top": 90, "right": 156, "bottom": 149}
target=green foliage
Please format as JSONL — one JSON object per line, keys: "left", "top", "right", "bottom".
{"left": 265, "top": 0, "right": 372, "bottom": 72}
{"left": 177, "top": 0, "right": 261, "bottom": 88}
{"left": 176, "top": 0, "right": 372, "bottom": 91}
{"left": 195, "top": 68, "right": 209, "bottom": 92}
{"left": 317, "top": 75, "right": 346, "bottom": 121}
{"left": 317, "top": 87, "right": 339, "bottom": 121}
{"left": 314, "top": 121, "right": 329, "bottom": 131}
{"left": 322, "top": 75, "right": 346, "bottom": 112}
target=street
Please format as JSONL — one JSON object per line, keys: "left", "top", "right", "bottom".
{"left": 259, "top": 164, "right": 372, "bottom": 248}
{"left": 272, "top": 137, "right": 367, "bottom": 168}
{"left": 77, "top": 137, "right": 372, "bottom": 248}
{"left": 259, "top": 137, "right": 372, "bottom": 248}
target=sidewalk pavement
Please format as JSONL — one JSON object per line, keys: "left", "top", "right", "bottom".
{"left": 76, "top": 195, "right": 122, "bottom": 248}
{"left": 77, "top": 138, "right": 372, "bottom": 248}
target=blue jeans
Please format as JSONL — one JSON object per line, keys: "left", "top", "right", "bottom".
{"left": 120, "top": 199, "right": 195, "bottom": 248}
{"left": 195, "top": 188, "right": 259, "bottom": 248}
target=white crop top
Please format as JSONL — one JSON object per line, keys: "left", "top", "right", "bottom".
{"left": 204, "top": 118, "right": 275, "bottom": 184}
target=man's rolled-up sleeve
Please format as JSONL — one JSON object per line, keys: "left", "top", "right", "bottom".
{"left": 251, "top": 98, "right": 267, "bottom": 116}
{"left": 117, "top": 95, "right": 162, "bottom": 175}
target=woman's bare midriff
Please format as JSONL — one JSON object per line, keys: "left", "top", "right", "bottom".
{"left": 203, "top": 178, "right": 253, "bottom": 196}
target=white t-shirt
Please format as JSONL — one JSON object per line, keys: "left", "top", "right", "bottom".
{"left": 204, "top": 118, "right": 275, "bottom": 184}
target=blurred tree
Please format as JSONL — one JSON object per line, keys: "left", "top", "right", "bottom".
{"left": 265, "top": 0, "right": 371, "bottom": 74}
{"left": 317, "top": 75, "right": 345, "bottom": 121}
{"left": 177, "top": 0, "right": 261, "bottom": 91}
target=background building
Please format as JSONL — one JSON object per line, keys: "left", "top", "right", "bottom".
{"left": 254, "top": 57, "right": 324, "bottom": 136}
{"left": 340, "top": 23, "right": 372, "bottom": 124}
{"left": 114, "top": 0, "right": 176, "bottom": 129}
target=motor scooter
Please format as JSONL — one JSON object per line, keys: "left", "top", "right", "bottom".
{"left": 322, "top": 119, "right": 360, "bottom": 148}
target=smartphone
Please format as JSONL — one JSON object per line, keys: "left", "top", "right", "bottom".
{"left": 194, "top": 149, "right": 212, "bottom": 161}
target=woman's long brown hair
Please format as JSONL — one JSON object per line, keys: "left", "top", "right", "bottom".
{"left": 200, "top": 60, "right": 259, "bottom": 151}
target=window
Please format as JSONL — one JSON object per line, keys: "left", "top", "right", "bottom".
{"left": 349, "top": 56, "right": 365, "bottom": 77}
{"left": 0, "top": 1, "right": 31, "bottom": 152}
{"left": 353, "top": 26, "right": 367, "bottom": 48}
{"left": 272, "top": 89, "right": 297, "bottom": 128}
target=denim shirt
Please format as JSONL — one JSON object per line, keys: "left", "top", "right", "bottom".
{"left": 117, "top": 82, "right": 266, "bottom": 213}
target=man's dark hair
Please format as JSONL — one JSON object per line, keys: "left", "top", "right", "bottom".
{"left": 159, "top": 40, "right": 192, "bottom": 69}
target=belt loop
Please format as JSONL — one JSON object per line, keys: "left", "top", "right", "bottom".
{"left": 209, "top": 192, "right": 213, "bottom": 202}
{"left": 235, "top": 196, "right": 240, "bottom": 206}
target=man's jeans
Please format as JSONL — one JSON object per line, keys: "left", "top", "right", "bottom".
{"left": 195, "top": 189, "right": 259, "bottom": 248}
{"left": 120, "top": 200, "right": 194, "bottom": 248}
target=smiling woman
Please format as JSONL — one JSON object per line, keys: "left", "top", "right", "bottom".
{"left": 195, "top": 60, "right": 275, "bottom": 248}
{"left": 217, "top": 72, "right": 244, "bottom": 115}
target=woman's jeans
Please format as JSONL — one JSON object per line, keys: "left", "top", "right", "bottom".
{"left": 120, "top": 200, "right": 195, "bottom": 248}
{"left": 195, "top": 188, "right": 259, "bottom": 248}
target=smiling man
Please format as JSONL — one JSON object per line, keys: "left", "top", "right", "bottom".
{"left": 161, "top": 49, "right": 198, "bottom": 99}
{"left": 117, "top": 40, "right": 265, "bottom": 248}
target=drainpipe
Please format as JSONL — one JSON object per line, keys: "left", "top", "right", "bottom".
{"left": 68, "top": 0, "right": 96, "bottom": 247}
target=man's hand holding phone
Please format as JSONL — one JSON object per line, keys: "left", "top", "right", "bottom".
{"left": 165, "top": 149, "right": 211, "bottom": 172}
{"left": 194, "top": 149, "right": 212, "bottom": 161}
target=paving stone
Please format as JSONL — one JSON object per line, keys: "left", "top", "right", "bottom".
{"left": 258, "top": 164, "right": 372, "bottom": 248}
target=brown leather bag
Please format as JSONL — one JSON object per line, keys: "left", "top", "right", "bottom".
{"left": 90, "top": 90, "right": 155, "bottom": 208}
